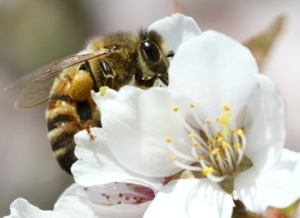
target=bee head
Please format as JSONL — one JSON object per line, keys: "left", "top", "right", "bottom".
{"left": 138, "top": 29, "right": 174, "bottom": 86}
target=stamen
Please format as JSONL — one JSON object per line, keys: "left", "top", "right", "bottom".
{"left": 172, "top": 155, "right": 202, "bottom": 171}
{"left": 168, "top": 102, "right": 250, "bottom": 185}
{"left": 167, "top": 137, "right": 195, "bottom": 162}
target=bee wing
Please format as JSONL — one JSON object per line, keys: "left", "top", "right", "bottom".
{"left": 6, "top": 49, "right": 110, "bottom": 109}
{"left": 14, "top": 77, "right": 54, "bottom": 109}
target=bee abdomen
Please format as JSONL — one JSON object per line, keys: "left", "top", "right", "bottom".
{"left": 48, "top": 128, "right": 78, "bottom": 174}
{"left": 46, "top": 95, "right": 82, "bottom": 174}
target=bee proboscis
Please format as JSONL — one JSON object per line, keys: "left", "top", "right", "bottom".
{"left": 6, "top": 29, "right": 174, "bottom": 174}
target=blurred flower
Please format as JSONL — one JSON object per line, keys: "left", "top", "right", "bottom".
{"left": 5, "top": 13, "right": 300, "bottom": 218}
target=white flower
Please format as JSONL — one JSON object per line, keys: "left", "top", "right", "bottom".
{"left": 91, "top": 15, "right": 300, "bottom": 217}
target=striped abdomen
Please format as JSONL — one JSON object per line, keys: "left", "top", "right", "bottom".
{"left": 46, "top": 68, "right": 100, "bottom": 174}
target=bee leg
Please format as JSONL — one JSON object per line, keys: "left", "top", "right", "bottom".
{"left": 84, "top": 120, "right": 96, "bottom": 141}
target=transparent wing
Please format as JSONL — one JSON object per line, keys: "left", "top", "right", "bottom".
{"left": 14, "top": 77, "right": 54, "bottom": 109}
{"left": 5, "top": 49, "right": 110, "bottom": 109}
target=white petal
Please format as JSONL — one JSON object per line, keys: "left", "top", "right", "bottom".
{"left": 244, "top": 74, "right": 286, "bottom": 172}
{"left": 234, "top": 149, "right": 300, "bottom": 213}
{"left": 57, "top": 183, "right": 154, "bottom": 206}
{"left": 144, "top": 179, "right": 234, "bottom": 218}
{"left": 168, "top": 31, "right": 259, "bottom": 121}
{"left": 5, "top": 198, "right": 67, "bottom": 218}
{"left": 148, "top": 13, "right": 201, "bottom": 52}
{"left": 72, "top": 128, "right": 163, "bottom": 191}
{"left": 55, "top": 196, "right": 150, "bottom": 218}
{"left": 92, "top": 87, "right": 192, "bottom": 177}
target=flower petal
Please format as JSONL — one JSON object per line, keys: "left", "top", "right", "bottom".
{"left": 144, "top": 179, "right": 234, "bottom": 218}
{"left": 72, "top": 127, "right": 163, "bottom": 191}
{"left": 168, "top": 30, "right": 259, "bottom": 121}
{"left": 55, "top": 196, "right": 150, "bottom": 218}
{"left": 92, "top": 88, "right": 192, "bottom": 177}
{"left": 234, "top": 149, "right": 300, "bottom": 213}
{"left": 243, "top": 74, "right": 286, "bottom": 172}
{"left": 148, "top": 13, "right": 201, "bottom": 52}
{"left": 58, "top": 183, "right": 154, "bottom": 206}
{"left": 5, "top": 198, "right": 67, "bottom": 218}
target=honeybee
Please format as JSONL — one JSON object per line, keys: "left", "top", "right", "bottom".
{"left": 5, "top": 29, "right": 174, "bottom": 174}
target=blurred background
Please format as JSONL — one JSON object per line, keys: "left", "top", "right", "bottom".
{"left": 0, "top": 0, "right": 299, "bottom": 216}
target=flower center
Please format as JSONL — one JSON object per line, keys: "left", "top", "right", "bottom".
{"left": 167, "top": 103, "right": 251, "bottom": 185}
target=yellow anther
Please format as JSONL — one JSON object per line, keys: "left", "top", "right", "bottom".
{"left": 171, "top": 155, "right": 177, "bottom": 161}
{"left": 205, "top": 119, "right": 211, "bottom": 124}
{"left": 216, "top": 136, "right": 223, "bottom": 142}
{"left": 221, "top": 103, "right": 231, "bottom": 111}
{"left": 197, "top": 155, "right": 203, "bottom": 160}
{"left": 166, "top": 137, "right": 172, "bottom": 143}
{"left": 203, "top": 167, "right": 214, "bottom": 176}
{"left": 192, "top": 141, "right": 199, "bottom": 147}
{"left": 190, "top": 103, "right": 195, "bottom": 108}
{"left": 189, "top": 133, "right": 195, "bottom": 138}
{"left": 234, "top": 143, "right": 241, "bottom": 150}
{"left": 211, "top": 148, "right": 219, "bottom": 155}
{"left": 219, "top": 143, "right": 227, "bottom": 149}
{"left": 230, "top": 130, "right": 235, "bottom": 135}
{"left": 100, "top": 86, "right": 109, "bottom": 96}
{"left": 207, "top": 140, "right": 213, "bottom": 146}
{"left": 237, "top": 129, "right": 244, "bottom": 136}
{"left": 172, "top": 106, "right": 179, "bottom": 112}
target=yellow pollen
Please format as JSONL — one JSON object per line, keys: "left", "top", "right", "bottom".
{"left": 166, "top": 137, "right": 172, "bottom": 143}
{"left": 205, "top": 119, "right": 211, "bottom": 124}
{"left": 192, "top": 142, "right": 199, "bottom": 147}
{"left": 190, "top": 103, "right": 195, "bottom": 108}
{"left": 172, "top": 106, "right": 179, "bottom": 112}
{"left": 230, "top": 130, "right": 235, "bottom": 135}
{"left": 222, "top": 103, "right": 231, "bottom": 111}
{"left": 203, "top": 167, "right": 214, "bottom": 175}
{"left": 100, "top": 86, "right": 109, "bottom": 96}
{"left": 234, "top": 143, "right": 241, "bottom": 150}
{"left": 171, "top": 155, "right": 177, "bottom": 161}
{"left": 189, "top": 133, "right": 195, "bottom": 138}
{"left": 207, "top": 140, "right": 213, "bottom": 146}
{"left": 237, "top": 129, "right": 244, "bottom": 136}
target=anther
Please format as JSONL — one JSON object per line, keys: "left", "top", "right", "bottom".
{"left": 221, "top": 103, "right": 231, "bottom": 111}
{"left": 190, "top": 103, "right": 195, "bottom": 108}
{"left": 203, "top": 167, "right": 214, "bottom": 176}
{"left": 189, "top": 133, "right": 195, "bottom": 138}
{"left": 205, "top": 119, "right": 211, "bottom": 124}
{"left": 192, "top": 141, "right": 199, "bottom": 147}
{"left": 172, "top": 106, "right": 179, "bottom": 112}
{"left": 166, "top": 137, "right": 172, "bottom": 143}
{"left": 237, "top": 129, "right": 244, "bottom": 136}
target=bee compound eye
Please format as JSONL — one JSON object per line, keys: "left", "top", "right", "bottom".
{"left": 141, "top": 40, "right": 161, "bottom": 63}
